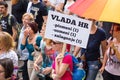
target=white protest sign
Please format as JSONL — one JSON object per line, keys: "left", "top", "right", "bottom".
{"left": 45, "top": 11, "right": 92, "bottom": 48}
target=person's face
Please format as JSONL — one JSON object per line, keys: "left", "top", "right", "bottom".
{"left": 52, "top": 41, "right": 62, "bottom": 52}
{"left": 22, "top": 16, "right": 32, "bottom": 27}
{"left": 26, "top": 26, "right": 34, "bottom": 35}
{"left": 0, "top": 5, "right": 7, "bottom": 15}
{"left": 0, "top": 65, "right": 5, "bottom": 80}
{"left": 112, "top": 25, "right": 120, "bottom": 42}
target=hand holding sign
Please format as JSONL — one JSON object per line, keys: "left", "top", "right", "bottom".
{"left": 45, "top": 11, "right": 92, "bottom": 49}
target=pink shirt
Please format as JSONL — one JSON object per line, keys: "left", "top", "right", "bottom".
{"left": 52, "top": 54, "right": 73, "bottom": 80}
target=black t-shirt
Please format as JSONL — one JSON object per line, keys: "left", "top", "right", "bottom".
{"left": 81, "top": 28, "right": 106, "bottom": 61}
{"left": 30, "top": 2, "right": 48, "bottom": 30}
{"left": 0, "top": 14, "right": 17, "bottom": 35}
{"left": 12, "top": 0, "right": 29, "bottom": 23}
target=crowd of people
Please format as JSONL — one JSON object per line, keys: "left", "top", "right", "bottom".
{"left": 0, "top": 0, "right": 120, "bottom": 80}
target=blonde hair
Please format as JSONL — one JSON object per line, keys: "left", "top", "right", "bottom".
{"left": 0, "top": 32, "right": 15, "bottom": 51}
{"left": 22, "top": 13, "right": 34, "bottom": 22}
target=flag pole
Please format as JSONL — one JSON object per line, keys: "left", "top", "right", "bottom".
{"left": 62, "top": 43, "right": 66, "bottom": 55}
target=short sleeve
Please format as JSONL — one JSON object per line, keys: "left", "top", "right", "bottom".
{"left": 100, "top": 28, "right": 106, "bottom": 41}
{"left": 62, "top": 54, "right": 73, "bottom": 71}
{"left": 11, "top": 15, "right": 18, "bottom": 27}
{"left": 62, "top": 55, "right": 72, "bottom": 65}
{"left": 36, "top": 36, "right": 42, "bottom": 47}
{"left": 40, "top": 2, "right": 48, "bottom": 16}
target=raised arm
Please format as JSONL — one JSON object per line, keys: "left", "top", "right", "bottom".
{"left": 21, "top": 28, "right": 29, "bottom": 50}
{"left": 73, "top": 46, "right": 81, "bottom": 57}
{"left": 52, "top": 54, "right": 69, "bottom": 79}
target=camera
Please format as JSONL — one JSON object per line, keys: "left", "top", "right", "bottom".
{"left": 37, "top": 67, "right": 45, "bottom": 80}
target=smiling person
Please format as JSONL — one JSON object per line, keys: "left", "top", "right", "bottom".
{"left": 17, "top": 13, "right": 34, "bottom": 80}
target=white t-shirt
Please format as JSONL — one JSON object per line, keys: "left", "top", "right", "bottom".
{"left": 0, "top": 50, "right": 18, "bottom": 67}
{"left": 105, "top": 48, "right": 120, "bottom": 76}
{"left": 0, "top": 50, "right": 18, "bottom": 75}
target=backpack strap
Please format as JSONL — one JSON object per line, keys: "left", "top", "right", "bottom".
{"left": 0, "top": 14, "right": 12, "bottom": 27}
{"left": 8, "top": 14, "right": 12, "bottom": 26}
{"left": 0, "top": 15, "right": 2, "bottom": 20}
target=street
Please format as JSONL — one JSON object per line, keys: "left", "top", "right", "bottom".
{"left": 6, "top": 0, "right": 103, "bottom": 80}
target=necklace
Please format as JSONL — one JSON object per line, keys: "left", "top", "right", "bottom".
{"left": 29, "top": 37, "right": 33, "bottom": 40}
{"left": 29, "top": 35, "right": 35, "bottom": 40}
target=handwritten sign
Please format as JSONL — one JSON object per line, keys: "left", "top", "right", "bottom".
{"left": 45, "top": 11, "right": 92, "bottom": 48}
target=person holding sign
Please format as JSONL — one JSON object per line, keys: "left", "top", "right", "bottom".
{"left": 99, "top": 24, "right": 120, "bottom": 80}
{"left": 51, "top": 41, "right": 73, "bottom": 80}
{"left": 73, "top": 20, "right": 106, "bottom": 80}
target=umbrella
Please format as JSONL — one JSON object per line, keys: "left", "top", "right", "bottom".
{"left": 69, "top": 0, "right": 120, "bottom": 60}
{"left": 69, "top": 0, "right": 120, "bottom": 24}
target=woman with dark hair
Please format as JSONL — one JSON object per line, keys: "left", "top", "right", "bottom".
{"left": 0, "top": 58, "right": 14, "bottom": 80}
{"left": 21, "top": 21, "right": 42, "bottom": 80}
{"left": 27, "top": 22, "right": 38, "bottom": 34}
{"left": 17, "top": 13, "right": 34, "bottom": 80}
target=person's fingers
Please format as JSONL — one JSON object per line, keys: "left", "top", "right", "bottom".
{"left": 34, "top": 64, "right": 39, "bottom": 71}
{"left": 42, "top": 70, "right": 47, "bottom": 75}
{"left": 99, "top": 68, "right": 103, "bottom": 73}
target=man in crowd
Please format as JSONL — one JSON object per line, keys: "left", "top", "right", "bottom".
{"left": 0, "top": 1, "right": 17, "bottom": 41}
{"left": 27, "top": 0, "right": 48, "bottom": 32}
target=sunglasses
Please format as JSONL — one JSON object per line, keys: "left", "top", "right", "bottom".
{"left": 52, "top": 41, "right": 62, "bottom": 45}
